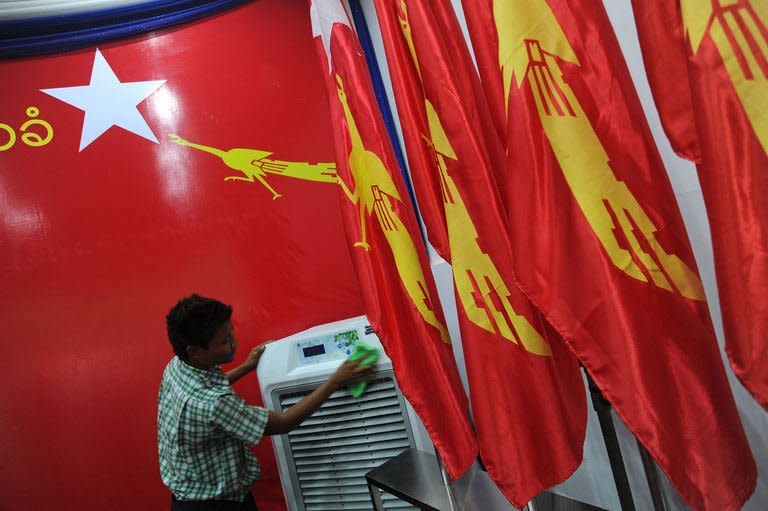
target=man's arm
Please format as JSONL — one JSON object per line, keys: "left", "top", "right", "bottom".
{"left": 264, "top": 359, "right": 374, "bottom": 435}
{"left": 226, "top": 345, "right": 266, "bottom": 385}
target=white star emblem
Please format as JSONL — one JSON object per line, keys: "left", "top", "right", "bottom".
{"left": 310, "top": 0, "right": 352, "bottom": 73}
{"left": 41, "top": 49, "right": 166, "bottom": 151}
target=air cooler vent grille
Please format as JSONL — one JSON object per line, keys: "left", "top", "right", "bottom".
{"left": 276, "top": 375, "right": 417, "bottom": 511}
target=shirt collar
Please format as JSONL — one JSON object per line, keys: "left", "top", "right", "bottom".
{"left": 172, "top": 356, "right": 228, "bottom": 388}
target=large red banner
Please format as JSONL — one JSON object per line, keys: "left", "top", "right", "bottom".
{"left": 0, "top": 2, "right": 362, "bottom": 510}
{"left": 460, "top": 1, "right": 756, "bottom": 510}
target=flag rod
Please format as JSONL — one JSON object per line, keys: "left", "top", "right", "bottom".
{"left": 433, "top": 449, "right": 459, "bottom": 511}
{"left": 585, "top": 370, "right": 636, "bottom": 511}
{"left": 637, "top": 439, "right": 669, "bottom": 511}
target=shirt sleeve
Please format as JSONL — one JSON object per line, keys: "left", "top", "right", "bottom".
{"left": 210, "top": 392, "right": 270, "bottom": 446}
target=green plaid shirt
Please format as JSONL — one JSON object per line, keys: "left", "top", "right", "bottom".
{"left": 158, "top": 357, "right": 269, "bottom": 501}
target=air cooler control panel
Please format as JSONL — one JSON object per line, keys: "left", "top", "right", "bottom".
{"left": 295, "top": 328, "right": 360, "bottom": 365}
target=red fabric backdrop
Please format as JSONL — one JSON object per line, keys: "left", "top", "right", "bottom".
{"left": 0, "top": 1, "right": 363, "bottom": 509}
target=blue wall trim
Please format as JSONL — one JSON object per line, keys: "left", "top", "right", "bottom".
{"left": 0, "top": 0, "right": 249, "bottom": 58}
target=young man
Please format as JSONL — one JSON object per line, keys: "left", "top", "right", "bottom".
{"left": 158, "top": 294, "right": 374, "bottom": 511}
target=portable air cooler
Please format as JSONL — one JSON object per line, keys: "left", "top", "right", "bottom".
{"left": 256, "top": 316, "right": 433, "bottom": 511}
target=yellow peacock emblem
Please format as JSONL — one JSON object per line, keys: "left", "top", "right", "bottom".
{"left": 397, "top": 0, "right": 551, "bottom": 356}
{"left": 682, "top": 0, "right": 767, "bottom": 154}
{"left": 493, "top": 0, "right": 706, "bottom": 301}
{"left": 169, "top": 75, "right": 449, "bottom": 343}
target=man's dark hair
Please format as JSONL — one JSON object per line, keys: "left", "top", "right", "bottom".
{"left": 166, "top": 294, "right": 233, "bottom": 360}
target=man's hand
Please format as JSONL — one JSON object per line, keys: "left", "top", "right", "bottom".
{"left": 243, "top": 344, "right": 268, "bottom": 371}
{"left": 226, "top": 343, "right": 269, "bottom": 385}
{"left": 329, "top": 359, "right": 376, "bottom": 389}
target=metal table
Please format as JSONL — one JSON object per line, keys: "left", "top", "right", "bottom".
{"left": 365, "top": 448, "right": 520, "bottom": 511}
{"left": 366, "top": 448, "right": 608, "bottom": 511}
{"left": 366, "top": 448, "right": 454, "bottom": 511}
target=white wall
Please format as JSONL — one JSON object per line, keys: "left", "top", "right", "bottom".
{"left": 357, "top": 0, "right": 768, "bottom": 509}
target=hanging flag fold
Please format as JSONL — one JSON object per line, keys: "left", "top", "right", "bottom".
{"left": 460, "top": 0, "right": 757, "bottom": 510}
{"left": 631, "top": 0, "right": 768, "bottom": 412}
{"left": 372, "top": 0, "right": 587, "bottom": 506}
{"left": 308, "top": 0, "right": 478, "bottom": 479}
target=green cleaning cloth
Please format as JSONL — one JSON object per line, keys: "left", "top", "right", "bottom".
{"left": 347, "top": 342, "right": 379, "bottom": 398}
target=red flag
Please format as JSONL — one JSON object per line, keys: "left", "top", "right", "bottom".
{"left": 460, "top": 1, "right": 757, "bottom": 510}
{"left": 372, "top": 0, "right": 586, "bottom": 506}
{"left": 631, "top": 0, "right": 768, "bottom": 411}
{"left": 307, "top": 0, "right": 478, "bottom": 478}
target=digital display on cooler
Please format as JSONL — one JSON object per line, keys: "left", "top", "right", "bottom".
{"left": 302, "top": 344, "right": 326, "bottom": 357}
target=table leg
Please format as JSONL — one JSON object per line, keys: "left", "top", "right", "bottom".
{"left": 367, "top": 481, "right": 386, "bottom": 511}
